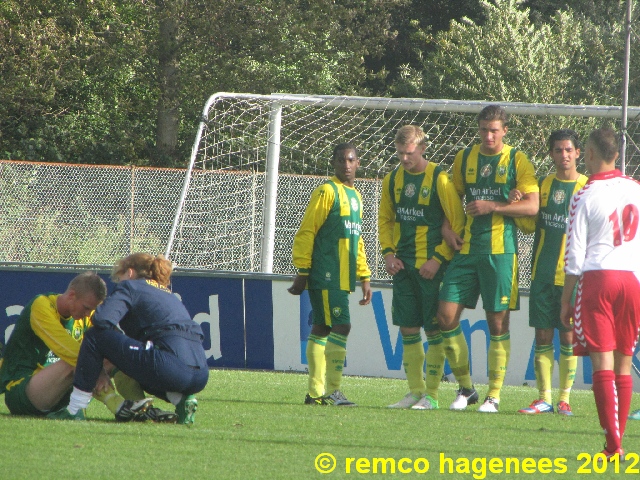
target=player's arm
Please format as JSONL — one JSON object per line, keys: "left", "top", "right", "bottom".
{"left": 435, "top": 171, "right": 465, "bottom": 261}
{"left": 289, "top": 184, "right": 333, "bottom": 294}
{"left": 30, "top": 295, "right": 82, "bottom": 366}
{"left": 561, "top": 194, "right": 588, "bottom": 328}
{"left": 560, "top": 274, "right": 579, "bottom": 330}
{"left": 508, "top": 152, "right": 540, "bottom": 217}
{"left": 379, "top": 174, "right": 405, "bottom": 275}
{"left": 378, "top": 173, "right": 397, "bottom": 261}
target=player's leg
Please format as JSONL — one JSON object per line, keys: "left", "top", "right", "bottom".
{"left": 5, "top": 361, "right": 74, "bottom": 416}
{"left": 519, "top": 326, "right": 554, "bottom": 414}
{"left": 437, "top": 255, "right": 478, "bottom": 410}
{"left": 520, "top": 281, "right": 554, "bottom": 413}
{"left": 479, "top": 254, "right": 517, "bottom": 413}
{"left": 557, "top": 330, "right": 577, "bottom": 415}
{"left": 25, "top": 360, "right": 75, "bottom": 411}
{"left": 306, "top": 289, "right": 330, "bottom": 404}
{"left": 323, "top": 290, "right": 353, "bottom": 405}
{"left": 591, "top": 351, "right": 621, "bottom": 456}
{"left": 579, "top": 270, "right": 627, "bottom": 457}
{"left": 388, "top": 268, "right": 426, "bottom": 409}
{"left": 612, "top": 271, "right": 640, "bottom": 442}
{"left": 414, "top": 269, "right": 447, "bottom": 410}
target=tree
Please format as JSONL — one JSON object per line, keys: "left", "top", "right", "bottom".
{"left": 416, "top": 0, "right": 624, "bottom": 106}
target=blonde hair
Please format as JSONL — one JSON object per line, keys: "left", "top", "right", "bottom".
{"left": 112, "top": 253, "right": 173, "bottom": 287}
{"left": 68, "top": 271, "right": 107, "bottom": 301}
{"left": 394, "top": 125, "right": 426, "bottom": 147}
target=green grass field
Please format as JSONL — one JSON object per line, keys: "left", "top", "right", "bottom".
{"left": 0, "top": 369, "right": 639, "bottom": 479}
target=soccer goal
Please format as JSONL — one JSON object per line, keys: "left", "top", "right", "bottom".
{"left": 165, "top": 93, "right": 640, "bottom": 287}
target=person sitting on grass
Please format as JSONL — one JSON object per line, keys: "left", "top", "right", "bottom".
{"left": 0, "top": 272, "right": 166, "bottom": 422}
{"left": 49, "top": 253, "right": 209, "bottom": 424}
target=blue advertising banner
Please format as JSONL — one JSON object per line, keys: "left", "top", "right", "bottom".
{"left": 0, "top": 269, "right": 274, "bottom": 370}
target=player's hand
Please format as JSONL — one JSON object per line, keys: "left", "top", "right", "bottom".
{"left": 102, "top": 358, "right": 115, "bottom": 376}
{"left": 560, "top": 300, "right": 573, "bottom": 330}
{"left": 94, "top": 369, "right": 113, "bottom": 394}
{"left": 287, "top": 274, "right": 307, "bottom": 295}
{"left": 465, "top": 199, "right": 498, "bottom": 217}
{"left": 385, "top": 255, "right": 404, "bottom": 276}
{"left": 419, "top": 258, "right": 440, "bottom": 280}
{"left": 508, "top": 189, "right": 523, "bottom": 203}
{"left": 442, "top": 225, "right": 463, "bottom": 251}
{"left": 359, "top": 280, "right": 372, "bottom": 306}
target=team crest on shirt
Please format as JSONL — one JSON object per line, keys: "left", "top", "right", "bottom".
{"left": 332, "top": 307, "right": 342, "bottom": 317}
{"left": 480, "top": 164, "right": 493, "bottom": 177}
{"left": 72, "top": 326, "right": 83, "bottom": 340}
{"left": 420, "top": 186, "right": 430, "bottom": 199}
{"left": 350, "top": 197, "right": 359, "bottom": 211}
{"left": 404, "top": 183, "right": 416, "bottom": 198}
{"left": 553, "top": 189, "right": 566, "bottom": 204}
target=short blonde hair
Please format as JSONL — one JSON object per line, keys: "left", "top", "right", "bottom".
{"left": 68, "top": 271, "right": 107, "bottom": 301}
{"left": 112, "top": 253, "right": 173, "bottom": 287}
{"left": 394, "top": 125, "right": 426, "bottom": 147}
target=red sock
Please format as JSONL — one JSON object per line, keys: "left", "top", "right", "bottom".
{"left": 592, "top": 370, "right": 620, "bottom": 452}
{"left": 616, "top": 374, "right": 633, "bottom": 440}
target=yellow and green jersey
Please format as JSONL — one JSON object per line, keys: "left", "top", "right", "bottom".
{"left": 531, "top": 173, "right": 588, "bottom": 285}
{"left": 292, "top": 176, "right": 371, "bottom": 292}
{"left": 0, "top": 294, "right": 91, "bottom": 392}
{"left": 453, "top": 144, "right": 538, "bottom": 254}
{"left": 379, "top": 162, "right": 464, "bottom": 268}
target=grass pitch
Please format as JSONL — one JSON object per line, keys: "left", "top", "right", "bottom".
{"left": 0, "top": 369, "right": 639, "bottom": 479}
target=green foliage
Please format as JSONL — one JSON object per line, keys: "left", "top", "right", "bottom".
{"left": 0, "top": 370, "right": 638, "bottom": 479}
{"left": 420, "top": 0, "right": 619, "bottom": 105}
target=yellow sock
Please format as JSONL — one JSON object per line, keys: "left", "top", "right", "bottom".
{"left": 402, "top": 333, "right": 426, "bottom": 396}
{"left": 558, "top": 343, "right": 576, "bottom": 404}
{"left": 306, "top": 334, "right": 327, "bottom": 398}
{"left": 442, "top": 325, "right": 472, "bottom": 389}
{"left": 487, "top": 333, "right": 510, "bottom": 400}
{"left": 534, "top": 344, "right": 554, "bottom": 404}
{"left": 325, "top": 332, "right": 347, "bottom": 393}
{"left": 93, "top": 382, "right": 125, "bottom": 414}
{"left": 425, "top": 333, "right": 445, "bottom": 400}
{"left": 113, "top": 370, "right": 146, "bottom": 400}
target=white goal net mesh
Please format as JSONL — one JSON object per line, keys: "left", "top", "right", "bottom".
{"left": 167, "top": 94, "right": 640, "bottom": 288}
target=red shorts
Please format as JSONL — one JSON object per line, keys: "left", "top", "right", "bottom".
{"left": 573, "top": 270, "right": 640, "bottom": 355}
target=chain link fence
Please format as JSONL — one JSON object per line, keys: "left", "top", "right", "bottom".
{"left": 4, "top": 95, "right": 640, "bottom": 290}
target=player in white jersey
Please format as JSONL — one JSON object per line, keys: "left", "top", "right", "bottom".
{"left": 561, "top": 127, "right": 640, "bottom": 462}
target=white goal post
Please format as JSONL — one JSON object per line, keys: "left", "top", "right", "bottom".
{"left": 165, "top": 93, "right": 640, "bottom": 287}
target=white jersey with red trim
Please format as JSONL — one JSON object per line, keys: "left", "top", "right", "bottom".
{"left": 564, "top": 169, "right": 640, "bottom": 275}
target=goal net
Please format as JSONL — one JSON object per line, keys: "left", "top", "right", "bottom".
{"left": 166, "top": 93, "right": 640, "bottom": 288}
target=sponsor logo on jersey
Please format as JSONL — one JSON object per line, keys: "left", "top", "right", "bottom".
{"left": 480, "top": 164, "right": 493, "bottom": 177}
{"left": 325, "top": 272, "right": 331, "bottom": 281}
{"left": 404, "top": 183, "right": 416, "bottom": 198}
{"left": 332, "top": 307, "right": 342, "bottom": 317}
{"left": 553, "top": 189, "right": 566, "bottom": 204}
{"left": 350, "top": 197, "right": 359, "bottom": 211}
{"left": 420, "top": 186, "right": 430, "bottom": 199}
{"left": 497, "top": 165, "right": 507, "bottom": 176}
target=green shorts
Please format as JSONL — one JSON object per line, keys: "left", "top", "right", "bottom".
{"left": 528, "top": 281, "right": 571, "bottom": 332}
{"left": 308, "top": 289, "right": 351, "bottom": 327}
{"left": 391, "top": 263, "right": 443, "bottom": 331}
{"left": 4, "top": 373, "right": 70, "bottom": 416}
{"left": 439, "top": 253, "right": 519, "bottom": 312}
